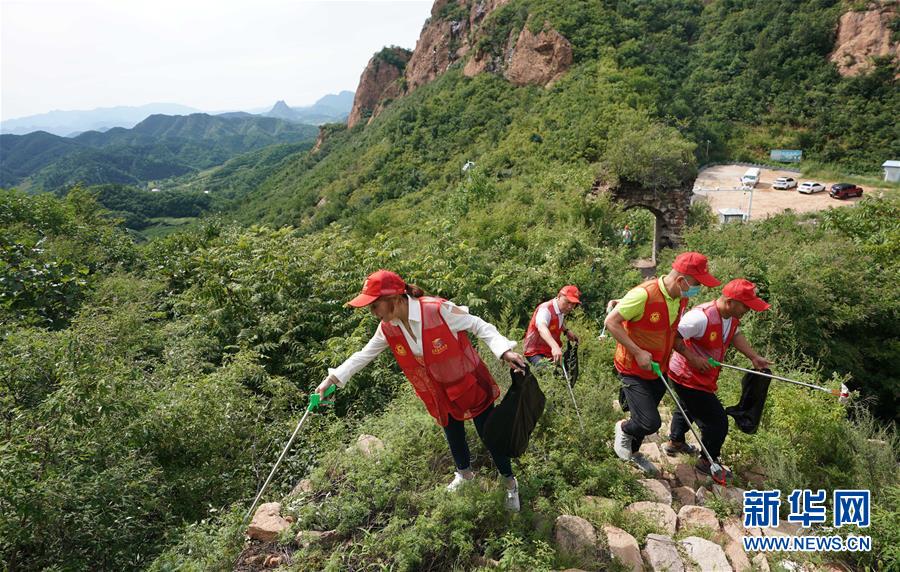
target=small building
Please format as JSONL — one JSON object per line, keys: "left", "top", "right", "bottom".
{"left": 718, "top": 208, "right": 746, "bottom": 224}
{"left": 883, "top": 160, "right": 900, "bottom": 183}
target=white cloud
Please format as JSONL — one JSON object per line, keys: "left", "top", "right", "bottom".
{"left": 0, "top": 0, "right": 433, "bottom": 119}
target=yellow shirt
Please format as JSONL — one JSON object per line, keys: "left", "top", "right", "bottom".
{"left": 616, "top": 277, "right": 681, "bottom": 325}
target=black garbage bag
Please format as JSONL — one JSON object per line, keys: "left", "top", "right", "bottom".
{"left": 482, "top": 366, "right": 546, "bottom": 458}
{"left": 563, "top": 342, "right": 579, "bottom": 386}
{"left": 725, "top": 368, "right": 772, "bottom": 434}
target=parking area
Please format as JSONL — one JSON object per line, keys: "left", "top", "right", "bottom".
{"left": 692, "top": 164, "right": 865, "bottom": 219}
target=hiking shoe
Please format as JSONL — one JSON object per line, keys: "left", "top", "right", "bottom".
{"left": 446, "top": 471, "right": 474, "bottom": 492}
{"left": 504, "top": 477, "right": 520, "bottom": 512}
{"left": 614, "top": 420, "right": 633, "bottom": 461}
{"left": 664, "top": 440, "right": 699, "bottom": 457}
{"left": 629, "top": 453, "right": 660, "bottom": 477}
{"left": 696, "top": 458, "right": 733, "bottom": 483}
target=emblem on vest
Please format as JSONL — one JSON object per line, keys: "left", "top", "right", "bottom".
{"left": 709, "top": 331, "right": 718, "bottom": 342}
{"left": 431, "top": 338, "right": 448, "bottom": 355}
{"left": 395, "top": 344, "right": 407, "bottom": 356}
{"left": 649, "top": 311, "right": 662, "bottom": 323}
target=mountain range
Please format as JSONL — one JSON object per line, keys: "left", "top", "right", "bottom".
{"left": 0, "top": 91, "right": 355, "bottom": 136}
{"left": 0, "top": 113, "right": 318, "bottom": 192}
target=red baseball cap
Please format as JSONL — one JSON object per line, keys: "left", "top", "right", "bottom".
{"left": 672, "top": 252, "right": 720, "bottom": 287}
{"left": 723, "top": 278, "right": 770, "bottom": 311}
{"left": 559, "top": 285, "right": 581, "bottom": 304}
{"left": 347, "top": 270, "right": 406, "bottom": 307}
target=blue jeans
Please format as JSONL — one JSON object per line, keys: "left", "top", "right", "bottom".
{"left": 443, "top": 404, "right": 513, "bottom": 477}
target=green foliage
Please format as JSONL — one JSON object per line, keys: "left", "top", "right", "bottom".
{"left": 601, "top": 110, "right": 697, "bottom": 189}
{"left": 1, "top": 2, "right": 898, "bottom": 570}
{"left": 0, "top": 114, "right": 317, "bottom": 193}
{"left": 681, "top": 196, "right": 900, "bottom": 422}
{"left": 78, "top": 183, "right": 211, "bottom": 229}
{"left": 0, "top": 188, "right": 136, "bottom": 327}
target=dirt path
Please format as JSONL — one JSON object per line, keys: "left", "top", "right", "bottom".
{"left": 692, "top": 165, "right": 875, "bottom": 219}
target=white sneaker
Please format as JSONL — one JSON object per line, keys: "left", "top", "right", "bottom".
{"left": 504, "top": 477, "right": 520, "bottom": 512}
{"left": 614, "top": 420, "right": 633, "bottom": 461}
{"left": 446, "top": 471, "right": 473, "bottom": 492}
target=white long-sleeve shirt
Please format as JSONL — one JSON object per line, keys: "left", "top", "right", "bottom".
{"left": 328, "top": 295, "right": 517, "bottom": 387}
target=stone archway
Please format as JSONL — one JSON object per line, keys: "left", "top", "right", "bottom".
{"left": 590, "top": 177, "right": 693, "bottom": 265}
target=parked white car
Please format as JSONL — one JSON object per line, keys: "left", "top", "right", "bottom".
{"left": 798, "top": 181, "right": 825, "bottom": 194}
{"left": 772, "top": 176, "right": 797, "bottom": 190}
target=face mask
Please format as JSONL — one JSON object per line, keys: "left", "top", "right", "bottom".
{"left": 680, "top": 278, "right": 701, "bottom": 298}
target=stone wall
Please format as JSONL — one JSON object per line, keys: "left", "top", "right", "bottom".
{"left": 591, "top": 177, "right": 693, "bottom": 263}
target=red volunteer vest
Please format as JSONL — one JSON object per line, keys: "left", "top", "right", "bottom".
{"left": 668, "top": 301, "right": 739, "bottom": 393}
{"left": 614, "top": 279, "right": 688, "bottom": 380}
{"left": 381, "top": 297, "right": 501, "bottom": 427}
{"left": 523, "top": 300, "right": 562, "bottom": 357}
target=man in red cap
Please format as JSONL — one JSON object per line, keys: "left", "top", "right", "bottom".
{"left": 604, "top": 252, "right": 720, "bottom": 475}
{"left": 523, "top": 285, "right": 582, "bottom": 365}
{"left": 317, "top": 270, "right": 528, "bottom": 511}
{"left": 663, "top": 278, "right": 771, "bottom": 479}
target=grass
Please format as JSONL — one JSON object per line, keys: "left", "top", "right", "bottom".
{"left": 138, "top": 216, "right": 199, "bottom": 240}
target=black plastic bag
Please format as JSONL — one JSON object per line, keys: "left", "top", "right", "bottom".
{"left": 482, "top": 366, "right": 546, "bottom": 458}
{"left": 725, "top": 368, "right": 772, "bottom": 434}
{"left": 563, "top": 342, "right": 579, "bottom": 386}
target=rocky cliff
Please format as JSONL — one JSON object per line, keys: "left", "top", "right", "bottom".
{"left": 830, "top": 2, "right": 899, "bottom": 77}
{"left": 347, "top": 47, "right": 412, "bottom": 129}
{"left": 349, "top": 0, "right": 573, "bottom": 127}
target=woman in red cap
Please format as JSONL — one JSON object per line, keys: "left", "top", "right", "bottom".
{"left": 316, "top": 270, "right": 528, "bottom": 511}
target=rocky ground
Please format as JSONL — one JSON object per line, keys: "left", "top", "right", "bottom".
{"left": 239, "top": 409, "right": 852, "bottom": 572}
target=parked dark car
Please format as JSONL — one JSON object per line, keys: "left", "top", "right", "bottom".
{"left": 830, "top": 183, "right": 864, "bottom": 200}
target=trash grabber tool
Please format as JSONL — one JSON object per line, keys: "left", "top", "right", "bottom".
{"left": 707, "top": 358, "right": 849, "bottom": 399}
{"left": 598, "top": 304, "right": 615, "bottom": 340}
{"left": 560, "top": 360, "right": 585, "bottom": 432}
{"left": 243, "top": 383, "right": 336, "bottom": 524}
{"left": 598, "top": 322, "right": 609, "bottom": 340}
{"left": 651, "top": 362, "right": 727, "bottom": 486}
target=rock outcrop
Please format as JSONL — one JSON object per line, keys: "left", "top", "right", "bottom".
{"left": 349, "top": 0, "right": 573, "bottom": 129}
{"left": 553, "top": 515, "right": 598, "bottom": 560}
{"left": 347, "top": 47, "right": 412, "bottom": 128}
{"left": 625, "top": 501, "right": 678, "bottom": 535}
{"left": 351, "top": 434, "right": 385, "bottom": 456}
{"left": 247, "top": 502, "right": 291, "bottom": 542}
{"left": 680, "top": 536, "right": 733, "bottom": 571}
{"left": 643, "top": 534, "right": 685, "bottom": 572}
{"left": 504, "top": 24, "right": 573, "bottom": 86}
{"left": 831, "top": 2, "right": 899, "bottom": 77}
{"left": 603, "top": 525, "right": 643, "bottom": 572}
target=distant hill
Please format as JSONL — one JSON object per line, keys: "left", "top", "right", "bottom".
{"left": 0, "top": 113, "right": 317, "bottom": 192}
{"left": 0, "top": 103, "right": 202, "bottom": 136}
{"left": 259, "top": 91, "right": 355, "bottom": 124}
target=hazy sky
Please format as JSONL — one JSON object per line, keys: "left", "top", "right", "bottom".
{"left": 0, "top": 0, "right": 433, "bottom": 120}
